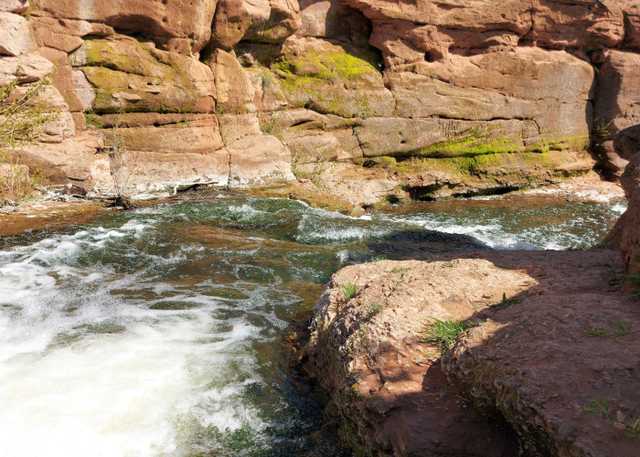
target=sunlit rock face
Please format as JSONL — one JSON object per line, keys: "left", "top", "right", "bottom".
{"left": 1, "top": 0, "right": 639, "bottom": 209}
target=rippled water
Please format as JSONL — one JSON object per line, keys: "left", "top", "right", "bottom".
{"left": 0, "top": 194, "right": 625, "bottom": 457}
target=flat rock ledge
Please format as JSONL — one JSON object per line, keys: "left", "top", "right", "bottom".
{"left": 302, "top": 251, "right": 640, "bottom": 457}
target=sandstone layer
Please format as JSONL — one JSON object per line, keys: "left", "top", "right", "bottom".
{"left": 0, "top": 0, "right": 638, "bottom": 208}
{"left": 303, "top": 250, "right": 640, "bottom": 456}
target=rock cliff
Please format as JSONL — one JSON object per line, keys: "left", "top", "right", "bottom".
{"left": 1, "top": 0, "right": 638, "bottom": 208}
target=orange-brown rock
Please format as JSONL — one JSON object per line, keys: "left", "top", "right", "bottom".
{"left": 0, "top": 12, "right": 35, "bottom": 56}
{"left": 212, "top": 0, "right": 301, "bottom": 49}
{"left": 304, "top": 258, "right": 529, "bottom": 456}
{"left": 305, "top": 249, "right": 640, "bottom": 456}
{"left": 444, "top": 250, "right": 640, "bottom": 457}
{"left": 609, "top": 153, "right": 640, "bottom": 273}
{"left": 594, "top": 50, "right": 640, "bottom": 175}
{"left": 2, "top": 0, "right": 639, "bottom": 208}
{"left": 31, "top": 0, "right": 217, "bottom": 53}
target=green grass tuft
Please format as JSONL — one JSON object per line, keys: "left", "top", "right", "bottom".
{"left": 583, "top": 399, "right": 611, "bottom": 419}
{"left": 365, "top": 303, "right": 383, "bottom": 319}
{"left": 422, "top": 319, "right": 472, "bottom": 352}
{"left": 585, "top": 320, "right": 632, "bottom": 338}
{"left": 626, "top": 418, "right": 640, "bottom": 439}
{"left": 341, "top": 282, "right": 358, "bottom": 301}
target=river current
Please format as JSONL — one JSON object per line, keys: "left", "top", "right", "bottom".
{"left": 0, "top": 194, "right": 625, "bottom": 457}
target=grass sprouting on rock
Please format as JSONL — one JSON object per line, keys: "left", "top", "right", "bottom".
{"left": 583, "top": 399, "right": 640, "bottom": 440}
{"left": 422, "top": 319, "right": 473, "bottom": 352}
{"left": 583, "top": 399, "right": 611, "bottom": 419}
{"left": 585, "top": 320, "right": 632, "bottom": 338}
{"left": 341, "top": 282, "right": 358, "bottom": 301}
{"left": 626, "top": 418, "right": 640, "bottom": 439}
{"left": 365, "top": 303, "right": 383, "bottom": 319}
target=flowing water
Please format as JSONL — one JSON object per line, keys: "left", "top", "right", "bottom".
{"left": 0, "top": 194, "right": 626, "bottom": 457}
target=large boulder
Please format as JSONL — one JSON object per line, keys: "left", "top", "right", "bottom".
{"left": 344, "top": 0, "right": 626, "bottom": 66}
{"left": 444, "top": 250, "right": 640, "bottom": 457}
{"left": 303, "top": 258, "right": 535, "bottom": 456}
{"left": 305, "top": 250, "right": 640, "bottom": 456}
{"left": 265, "top": 37, "right": 394, "bottom": 118}
{"left": 387, "top": 47, "right": 593, "bottom": 150}
{"left": 211, "top": 0, "right": 301, "bottom": 49}
{"left": 609, "top": 152, "right": 640, "bottom": 273}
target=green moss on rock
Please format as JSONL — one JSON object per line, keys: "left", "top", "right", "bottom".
{"left": 267, "top": 47, "right": 386, "bottom": 117}
{"left": 417, "top": 135, "right": 522, "bottom": 158}
{"left": 272, "top": 49, "right": 377, "bottom": 82}
{"left": 83, "top": 40, "right": 164, "bottom": 77}
{"left": 79, "top": 39, "right": 209, "bottom": 114}
{"left": 527, "top": 134, "right": 589, "bottom": 153}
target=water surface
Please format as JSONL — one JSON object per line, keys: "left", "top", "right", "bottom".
{"left": 0, "top": 195, "right": 624, "bottom": 457}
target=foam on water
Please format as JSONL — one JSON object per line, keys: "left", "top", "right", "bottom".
{"left": 0, "top": 219, "right": 267, "bottom": 457}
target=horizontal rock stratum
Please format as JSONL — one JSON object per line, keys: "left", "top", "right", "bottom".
{"left": 0, "top": 0, "right": 638, "bottom": 208}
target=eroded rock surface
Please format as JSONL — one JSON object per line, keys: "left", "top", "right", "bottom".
{"left": 2, "top": 0, "right": 639, "bottom": 205}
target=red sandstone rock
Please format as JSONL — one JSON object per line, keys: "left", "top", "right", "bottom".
{"left": 0, "top": 12, "right": 35, "bottom": 56}
{"left": 212, "top": 0, "right": 301, "bottom": 49}
{"left": 32, "top": 0, "right": 217, "bottom": 53}
{"left": 3, "top": 0, "right": 639, "bottom": 208}
{"left": 0, "top": 0, "right": 29, "bottom": 14}
{"left": 304, "top": 258, "right": 534, "bottom": 456}
{"left": 595, "top": 50, "right": 640, "bottom": 166}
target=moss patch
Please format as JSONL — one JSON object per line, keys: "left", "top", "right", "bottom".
{"left": 268, "top": 47, "right": 382, "bottom": 117}
{"left": 83, "top": 40, "right": 165, "bottom": 77}
{"left": 79, "top": 39, "right": 205, "bottom": 114}
{"left": 272, "top": 49, "right": 377, "bottom": 82}
{"left": 388, "top": 150, "right": 567, "bottom": 178}
{"left": 527, "top": 134, "right": 589, "bottom": 153}
{"left": 416, "top": 134, "right": 522, "bottom": 158}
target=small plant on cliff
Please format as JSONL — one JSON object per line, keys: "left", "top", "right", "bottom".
{"left": 626, "top": 418, "right": 640, "bottom": 439}
{"left": 0, "top": 79, "right": 53, "bottom": 203}
{"left": 583, "top": 399, "right": 611, "bottom": 419}
{"left": 341, "top": 282, "right": 358, "bottom": 301}
{"left": 592, "top": 118, "right": 613, "bottom": 144}
{"left": 0, "top": 80, "right": 52, "bottom": 148}
{"left": 365, "top": 302, "right": 383, "bottom": 319}
{"left": 105, "top": 116, "right": 135, "bottom": 209}
{"left": 422, "top": 319, "right": 472, "bottom": 352}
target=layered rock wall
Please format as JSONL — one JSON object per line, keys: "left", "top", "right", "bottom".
{"left": 1, "top": 0, "right": 639, "bottom": 206}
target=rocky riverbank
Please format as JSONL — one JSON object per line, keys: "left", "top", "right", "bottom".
{"left": 302, "top": 250, "right": 640, "bottom": 456}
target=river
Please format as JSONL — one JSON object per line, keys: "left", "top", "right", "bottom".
{"left": 0, "top": 194, "right": 625, "bottom": 457}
